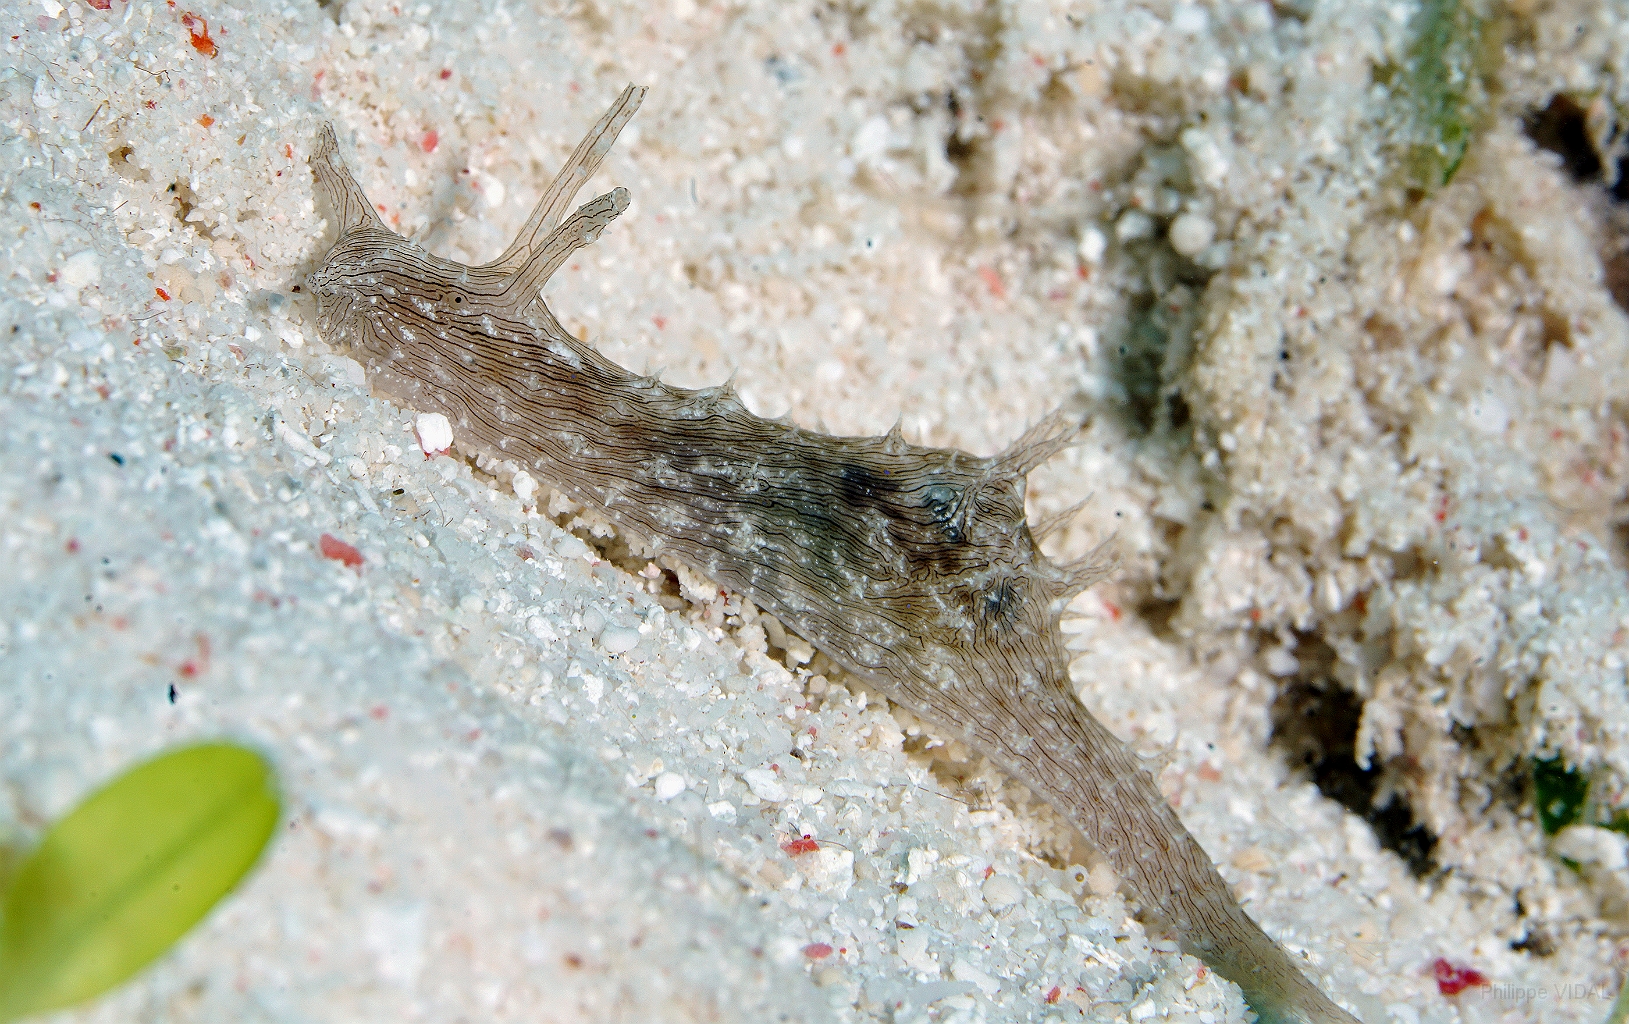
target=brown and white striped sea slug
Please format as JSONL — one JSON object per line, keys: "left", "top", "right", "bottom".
{"left": 307, "top": 85, "right": 1361, "bottom": 1024}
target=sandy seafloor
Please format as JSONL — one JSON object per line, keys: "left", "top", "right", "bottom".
{"left": 4, "top": 0, "right": 1629, "bottom": 1021}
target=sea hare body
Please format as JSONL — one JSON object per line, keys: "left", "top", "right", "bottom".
{"left": 308, "top": 86, "right": 1359, "bottom": 1024}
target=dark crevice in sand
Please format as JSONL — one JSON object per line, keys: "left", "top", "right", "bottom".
{"left": 1270, "top": 674, "right": 1439, "bottom": 878}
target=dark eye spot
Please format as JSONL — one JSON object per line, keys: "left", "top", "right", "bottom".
{"left": 453, "top": 295, "right": 462, "bottom": 304}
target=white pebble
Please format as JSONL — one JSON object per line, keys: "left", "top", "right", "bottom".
{"left": 511, "top": 470, "right": 537, "bottom": 504}
{"left": 851, "top": 116, "right": 890, "bottom": 163}
{"left": 1429, "top": 250, "right": 1472, "bottom": 295}
{"left": 1317, "top": 573, "right": 1344, "bottom": 613}
{"left": 1168, "top": 212, "right": 1216, "bottom": 256}
{"left": 414, "top": 412, "right": 452, "bottom": 456}
{"left": 600, "top": 625, "right": 640, "bottom": 655}
{"left": 1464, "top": 390, "right": 1510, "bottom": 436}
{"left": 579, "top": 673, "right": 603, "bottom": 706}
{"left": 800, "top": 847, "right": 854, "bottom": 898}
{"left": 60, "top": 251, "right": 101, "bottom": 289}
{"left": 742, "top": 767, "right": 788, "bottom": 803}
{"left": 1077, "top": 226, "right": 1107, "bottom": 264}
{"left": 1115, "top": 209, "right": 1154, "bottom": 242}
{"left": 465, "top": 169, "right": 506, "bottom": 210}
{"left": 982, "top": 874, "right": 1025, "bottom": 911}
{"left": 951, "top": 959, "right": 1001, "bottom": 996}
{"left": 706, "top": 800, "right": 736, "bottom": 820}
{"left": 1263, "top": 646, "right": 1299, "bottom": 677}
{"left": 906, "top": 847, "right": 938, "bottom": 883}
{"left": 653, "top": 771, "right": 686, "bottom": 801}
{"left": 1180, "top": 127, "right": 1232, "bottom": 187}
{"left": 1087, "top": 862, "right": 1119, "bottom": 896}
{"left": 1552, "top": 824, "right": 1628, "bottom": 870}
{"left": 896, "top": 929, "right": 934, "bottom": 971}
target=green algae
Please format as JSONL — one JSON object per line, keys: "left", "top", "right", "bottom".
{"left": 1399, "top": 0, "right": 1486, "bottom": 190}
{"left": 1533, "top": 754, "right": 1590, "bottom": 835}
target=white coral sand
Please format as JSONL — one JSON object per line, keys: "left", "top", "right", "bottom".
{"left": 2, "top": 1, "right": 1626, "bottom": 1023}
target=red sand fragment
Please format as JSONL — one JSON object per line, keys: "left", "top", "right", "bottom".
{"left": 180, "top": 13, "right": 216, "bottom": 57}
{"left": 1432, "top": 957, "right": 1487, "bottom": 996}
{"left": 977, "top": 266, "right": 1006, "bottom": 300}
{"left": 781, "top": 834, "right": 819, "bottom": 856}
{"left": 319, "top": 533, "right": 364, "bottom": 570}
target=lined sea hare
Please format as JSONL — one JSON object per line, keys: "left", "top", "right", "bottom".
{"left": 307, "top": 86, "right": 1360, "bottom": 1024}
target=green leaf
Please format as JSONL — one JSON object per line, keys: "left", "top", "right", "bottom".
{"left": 1400, "top": 0, "right": 1484, "bottom": 190}
{"left": 1532, "top": 754, "right": 1588, "bottom": 836}
{"left": 0, "top": 742, "right": 280, "bottom": 1022}
{"left": 0, "top": 848, "right": 20, "bottom": 908}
